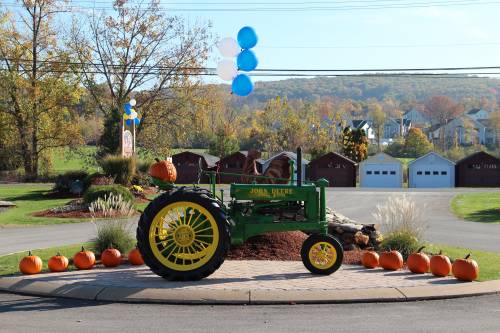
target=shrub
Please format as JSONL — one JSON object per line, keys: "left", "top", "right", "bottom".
{"left": 380, "top": 231, "right": 420, "bottom": 260}
{"left": 53, "top": 170, "right": 89, "bottom": 194}
{"left": 83, "top": 185, "right": 133, "bottom": 204}
{"left": 88, "top": 193, "right": 136, "bottom": 218}
{"left": 136, "top": 160, "right": 153, "bottom": 174}
{"left": 92, "top": 219, "right": 135, "bottom": 255}
{"left": 83, "top": 172, "right": 114, "bottom": 191}
{"left": 99, "top": 155, "right": 136, "bottom": 186}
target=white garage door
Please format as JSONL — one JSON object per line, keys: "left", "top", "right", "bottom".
{"left": 362, "top": 166, "right": 401, "bottom": 188}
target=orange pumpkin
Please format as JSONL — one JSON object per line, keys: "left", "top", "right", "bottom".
{"left": 452, "top": 253, "right": 479, "bottom": 282}
{"left": 407, "top": 246, "right": 430, "bottom": 274}
{"left": 19, "top": 251, "right": 43, "bottom": 275}
{"left": 361, "top": 250, "right": 379, "bottom": 269}
{"left": 379, "top": 250, "right": 404, "bottom": 271}
{"left": 128, "top": 247, "right": 144, "bottom": 266}
{"left": 73, "top": 246, "right": 96, "bottom": 270}
{"left": 101, "top": 247, "right": 122, "bottom": 267}
{"left": 430, "top": 251, "right": 452, "bottom": 277}
{"left": 149, "top": 158, "right": 177, "bottom": 182}
{"left": 48, "top": 252, "right": 69, "bottom": 272}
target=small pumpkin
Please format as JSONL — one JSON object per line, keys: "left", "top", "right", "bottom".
{"left": 361, "top": 249, "right": 379, "bottom": 269}
{"left": 430, "top": 251, "right": 452, "bottom": 277}
{"left": 19, "top": 251, "right": 43, "bottom": 275}
{"left": 407, "top": 246, "right": 430, "bottom": 274}
{"left": 48, "top": 252, "right": 69, "bottom": 272}
{"left": 101, "top": 247, "right": 122, "bottom": 267}
{"left": 149, "top": 158, "right": 177, "bottom": 182}
{"left": 128, "top": 246, "right": 144, "bottom": 266}
{"left": 379, "top": 250, "right": 404, "bottom": 271}
{"left": 73, "top": 246, "right": 96, "bottom": 270}
{"left": 452, "top": 253, "right": 479, "bottom": 282}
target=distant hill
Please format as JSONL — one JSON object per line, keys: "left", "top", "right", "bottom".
{"left": 225, "top": 76, "right": 500, "bottom": 107}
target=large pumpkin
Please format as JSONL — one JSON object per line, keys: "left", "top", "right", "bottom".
{"left": 48, "top": 252, "right": 69, "bottom": 272}
{"left": 430, "top": 251, "right": 452, "bottom": 277}
{"left": 19, "top": 251, "right": 43, "bottom": 275}
{"left": 73, "top": 246, "right": 96, "bottom": 270}
{"left": 128, "top": 247, "right": 144, "bottom": 266}
{"left": 361, "top": 250, "right": 379, "bottom": 269}
{"left": 407, "top": 246, "right": 430, "bottom": 274}
{"left": 452, "top": 253, "right": 479, "bottom": 282}
{"left": 379, "top": 250, "right": 404, "bottom": 271}
{"left": 101, "top": 247, "right": 122, "bottom": 267}
{"left": 149, "top": 158, "right": 177, "bottom": 182}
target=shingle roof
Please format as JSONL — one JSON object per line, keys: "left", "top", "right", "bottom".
{"left": 467, "top": 108, "right": 482, "bottom": 115}
{"left": 351, "top": 120, "right": 368, "bottom": 129}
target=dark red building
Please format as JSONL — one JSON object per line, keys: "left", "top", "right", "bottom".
{"left": 307, "top": 152, "right": 357, "bottom": 187}
{"left": 216, "top": 151, "right": 263, "bottom": 184}
{"left": 172, "top": 151, "right": 219, "bottom": 184}
{"left": 455, "top": 151, "right": 500, "bottom": 187}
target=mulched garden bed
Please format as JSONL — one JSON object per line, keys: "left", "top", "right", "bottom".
{"left": 227, "top": 231, "right": 362, "bottom": 264}
{"left": 32, "top": 209, "right": 136, "bottom": 219}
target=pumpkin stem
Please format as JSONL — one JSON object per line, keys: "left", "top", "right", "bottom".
{"left": 56, "top": 252, "right": 61, "bottom": 256}
{"left": 155, "top": 158, "right": 160, "bottom": 163}
{"left": 28, "top": 250, "right": 32, "bottom": 256}
{"left": 417, "top": 246, "right": 426, "bottom": 253}
{"left": 81, "top": 246, "right": 85, "bottom": 252}
{"left": 438, "top": 250, "right": 442, "bottom": 255}
{"left": 465, "top": 253, "right": 471, "bottom": 259}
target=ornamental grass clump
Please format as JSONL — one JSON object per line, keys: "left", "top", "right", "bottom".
{"left": 88, "top": 193, "right": 135, "bottom": 218}
{"left": 92, "top": 219, "right": 135, "bottom": 255}
{"left": 373, "top": 195, "right": 428, "bottom": 260}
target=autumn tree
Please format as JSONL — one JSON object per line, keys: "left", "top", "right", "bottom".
{"left": 68, "top": 0, "right": 211, "bottom": 156}
{"left": 369, "top": 102, "right": 386, "bottom": 151}
{"left": 404, "top": 128, "right": 433, "bottom": 158}
{"left": 424, "top": 96, "right": 463, "bottom": 126}
{"left": 0, "top": 1, "right": 82, "bottom": 178}
{"left": 341, "top": 127, "right": 368, "bottom": 162}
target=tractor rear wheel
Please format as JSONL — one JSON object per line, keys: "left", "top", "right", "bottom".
{"left": 137, "top": 187, "right": 230, "bottom": 281}
{"left": 301, "top": 234, "right": 343, "bottom": 275}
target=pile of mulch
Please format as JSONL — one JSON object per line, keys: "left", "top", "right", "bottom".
{"left": 227, "top": 231, "right": 362, "bottom": 265}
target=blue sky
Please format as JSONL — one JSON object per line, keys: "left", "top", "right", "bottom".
{"left": 177, "top": 1, "right": 500, "bottom": 81}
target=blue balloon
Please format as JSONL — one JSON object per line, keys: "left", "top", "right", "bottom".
{"left": 237, "top": 26, "right": 258, "bottom": 49}
{"left": 237, "top": 49, "right": 258, "bottom": 72}
{"left": 124, "top": 103, "right": 132, "bottom": 115}
{"left": 231, "top": 74, "right": 253, "bottom": 97}
{"left": 125, "top": 119, "right": 132, "bottom": 126}
{"left": 134, "top": 118, "right": 140, "bottom": 125}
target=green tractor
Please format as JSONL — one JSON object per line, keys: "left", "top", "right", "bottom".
{"left": 136, "top": 148, "right": 343, "bottom": 280}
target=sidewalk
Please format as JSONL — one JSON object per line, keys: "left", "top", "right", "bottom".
{"left": 1, "top": 261, "right": 499, "bottom": 304}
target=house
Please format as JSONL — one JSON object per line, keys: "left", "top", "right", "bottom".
{"left": 383, "top": 118, "right": 412, "bottom": 139}
{"left": 477, "top": 119, "right": 498, "bottom": 147}
{"left": 359, "top": 152, "right": 403, "bottom": 188}
{"left": 172, "top": 151, "right": 219, "bottom": 184}
{"left": 429, "top": 116, "right": 489, "bottom": 146}
{"left": 307, "top": 152, "right": 357, "bottom": 187}
{"left": 216, "top": 151, "right": 263, "bottom": 184}
{"left": 466, "top": 108, "right": 490, "bottom": 121}
{"left": 350, "top": 120, "right": 375, "bottom": 141}
{"left": 408, "top": 152, "right": 455, "bottom": 188}
{"left": 261, "top": 151, "right": 309, "bottom": 182}
{"left": 455, "top": 151, "right": 500, "bottom": 187}
{"left": 403, "top": 108, "right": 431, "bottom": 128}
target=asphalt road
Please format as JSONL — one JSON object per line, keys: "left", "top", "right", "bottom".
{"left": 0, "top": 188, "right": 499, "bottom": 256}
{"left": 1, "top": 291, "right": 500, "bottom": 332}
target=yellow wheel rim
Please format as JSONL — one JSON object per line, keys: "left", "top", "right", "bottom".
{"left": 148, "top": 201, "right": 219, "bottom": 271}
{"left": 308, "top": 241, "right": 337, "bottom": 270}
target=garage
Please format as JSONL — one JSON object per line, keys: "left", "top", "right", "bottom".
{"left": 408, "top": 152, "right": 455, "bottom": 188}
{"left": 359, "top": 152, "right": 402, "bottom": 188}
{"left": 307, "top": 152, "right": 357, "bottom": 187}
{"left": 456, "top": 151, "right": 500, "bottom": 187}
{"left": 172, "top": 151, "right": 219, "bottom": 184}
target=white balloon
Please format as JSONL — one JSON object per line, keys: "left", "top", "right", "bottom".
{"left": 217, "top": 37, "right": 240, "bottom": 58}
{"left": 216, "top": 59, "right": 237, "bottom": 81}
{"left": 130, "top": 110, "right": 138, "bottom": 119}
{"left": 129, "top": 98, "right": 137, "bottom": 107}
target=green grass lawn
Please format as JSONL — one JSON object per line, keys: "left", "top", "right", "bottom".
{"left": 451, "top": 192, "right": 500, "bottom": 224}
{"left": 0, "top": 243, "right": 91, "bottom": 276}
{"left": 0, "top": 184, "right": 86, "bottom": 226}
{"left": 51, "top": 146, "right": 98, "bottom": 174}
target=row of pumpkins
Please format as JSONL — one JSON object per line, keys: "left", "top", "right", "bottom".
{"left": 19, "top": 246, "right": 144, "bottom": 275}
{"left": 362, "top": 247, "right": 479, "bottom": 281}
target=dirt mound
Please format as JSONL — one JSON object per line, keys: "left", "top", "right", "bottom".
{"left": 227, "top": 231, "right": 362, "bottom": 264}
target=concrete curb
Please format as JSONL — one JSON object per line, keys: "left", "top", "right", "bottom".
{"left": 1, "top": 276, "right": 500, "bottom": 305}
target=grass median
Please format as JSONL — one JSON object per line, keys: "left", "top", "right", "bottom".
{"left": 451, "top": 192, "right": 500, "bottom": 224}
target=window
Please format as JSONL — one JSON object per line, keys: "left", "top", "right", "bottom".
{"left": 417, "top": 171, "right": 422, "bottom": 175}
{"left": 367, "top": 171, "right": 372, "bottom": 175}
{"left": 374, "top": 171, "right": 380, "bottom": 175}
{"left": 382, "top": 171, "right": 388, "bottom": 175}
{"left": 433, "top": 171, "right": 439, "bottom": 175}
{"left": 390, "top": 171, "right": 396, "bottom": 175}
{"left": 441, "top": 171, "right": 447, "bottom": 175}
{"left": 425, "top": 171, "right": 431, "bottom": 175}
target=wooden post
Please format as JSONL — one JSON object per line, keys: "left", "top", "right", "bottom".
{"left": 132, "top": 119, "right": 136, "bottom": 155}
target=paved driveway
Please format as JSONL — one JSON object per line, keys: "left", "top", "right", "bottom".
{"left": 0, "top": 188, "right": 499, "bottom": 255}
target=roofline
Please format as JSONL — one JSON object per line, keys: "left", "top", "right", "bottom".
{"left": 408, "top": 151, "right": 456, "bottom": 166}
{"left": 309, "top": 152, "right": 358, "bottom": 165}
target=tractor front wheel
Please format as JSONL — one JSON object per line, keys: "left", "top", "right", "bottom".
{"left": 301, "top": 234, "right": 343, "bottom": 275}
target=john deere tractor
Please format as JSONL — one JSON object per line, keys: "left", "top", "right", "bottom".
{"left": 136, "top": 148, "right": 343, "bottom": 281}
